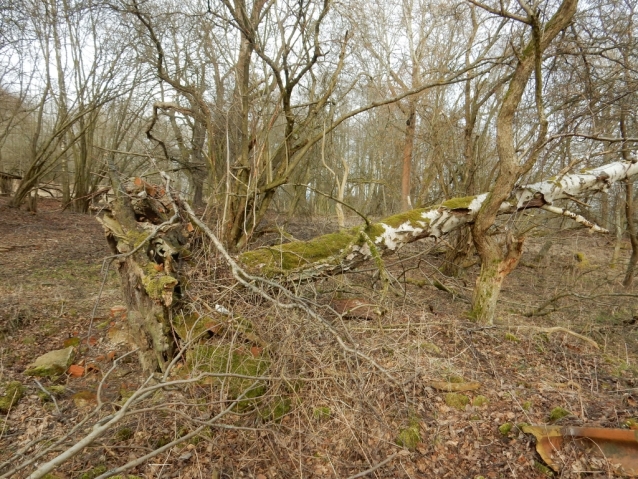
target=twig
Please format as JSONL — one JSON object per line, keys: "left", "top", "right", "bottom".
{"left": 181, "top": 199, "right": 401, "bottom": 388}
{"left": 345, "top": 452, "right": 401, "bottom": 479}
{"left": 33, "top": 380, "right": 60, "bottom": 415}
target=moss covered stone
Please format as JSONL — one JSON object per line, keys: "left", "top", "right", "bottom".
{"left": 24, "top": 346, "right": 75, "bottom": 377}
{"left": 444, "top": 392, "right": 470, "bottom": 410}
{"left": 187, "top": 344, "right": 269, "bottom": 404}
{"left": 0, "top": 381, "right": 25, "bottom": 413}
{"left": 548, "top": 406, "right": 571, "bottom": 422}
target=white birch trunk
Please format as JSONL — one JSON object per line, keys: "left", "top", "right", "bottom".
{"left": 240, "top": 159, "right": 638, "bottom": 277}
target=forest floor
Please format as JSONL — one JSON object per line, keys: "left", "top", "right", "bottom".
{"left": 1, "top": 196, "right": 637, "bottom": 479}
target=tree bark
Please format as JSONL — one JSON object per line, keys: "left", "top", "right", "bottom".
{"left": 470, "top": 0, "right": 578, "bottom": 323}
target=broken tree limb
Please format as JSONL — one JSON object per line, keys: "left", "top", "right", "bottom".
{"left": 239, "top": 158, "right": 638, "bottom": 278}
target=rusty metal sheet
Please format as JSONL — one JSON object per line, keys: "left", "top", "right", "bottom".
{"left": 523, "top": 425, "right": 638, "bottom": 476}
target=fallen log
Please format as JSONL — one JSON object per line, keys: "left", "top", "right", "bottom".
{"left": 239, "top": 159, "right": 638, "bottom": 279}
{"left": 98, "top": 158, "right": 638, "bottom": 370}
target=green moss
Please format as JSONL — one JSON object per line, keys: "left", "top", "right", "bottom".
{"left": 534, "top": 460, "right": 554, "bottom": 476}
{"left": 115, "top": 427, "right": 134, "bottom": 442}
{"left": 125, "top": 230, "right": 152, "bottom": 249}
{"left": 260, "top": 396, "right": 291, "bottom": 422}
{"left": 548, "top": 406, "right": 571, "bottom": 422}
{"left": 420, "top": 342, "right": 441, "bottom": 355}
{"left": 0, "top": 381, "right": 25, "bottom": 413}
{"left": 78, "top": 465, "right": 107, "bottom": 479}
{"left": 396, "top": 419, "right": 421, "bottom": 449}
{"left": 172, "top": 313, "right": 213, "bottom": 341}
{"left": 187, "top": 345, "right": 269, "bottom": 406}
{"left": 472, "top": 395, "right": 489, "bottom": 407}
{"left": 240, "top": 230, "right": 358, "bottom": 273}
{"left": 63, "top": 337, "right": 81, "bottom": 348}
{"left": 379, "top": 208, "right": 434, "bottom": 229}
{"left": 442, "top": 196, "right": 476, "bottom": 210}
{"left": 574, "top": 252, "right": 589, "bottom": 267}
{"left": 444, "top": 392, "right": 470, "bottom": 410}
{"left": 444, "top": 374, "right": 464, "bottom": 383}
{"left": 498, "top": 422, "right": 513, "bottom": 436}
{"left": 522, "top": 401, "right": 532, "bottom": 411}
{"left": 504, "top": 333, "right": 520, "bottom": 343}
{"left": 313, "top": 406, "right": 331, "bottom": 420}
{"left": 37, "top": 385, "right": 66, "bottom": 403}
{"left": 22, "top": 336, "right": 36, "bottom": 345}
{"left": 405, "top": 278, "right": 427, "bottom": 288}
{"left": 142, "top": 269, "right": 178, "bottom": 301}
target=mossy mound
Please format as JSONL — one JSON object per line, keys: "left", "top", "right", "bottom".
{"left": 0, "top": 381, "right": 25, "bottom": 413}
{"left": 63, "top": 337, "right": 81, "bottom": 348}
{"left": 420, "top": 342, "right": 442, "bottom": 355}
{"left": 548, "top": 406, "right": 571, "bottom": 422}
{"left": 444, "top": 392, "right": 470, "bottom": 410}
{"left": 504, "top": 333, "right": 520, "bottom": 342}
{"left": 78, "top": 465, "right": 107, "bottom": 479}
{"left": 187, "top": 344, "right": 269, "bottom": 405}
{"left": 395, "top": 419, "right": 421, "bottom": 449}
{"left": 498, "top": 422, "right": 513, "bottom": 436}
{"left": 172, "top": 312, "right": 217, "bottom": 341}
{"left": 259, "top": 396, "right": 292, "bottom": 422}
{"left": 37, "top": 385, "right": 66, "bottom": 402}
{"left": 472, "top": 395, "right": 489, "bottom": 407}
{"left": 313, "top": 406, "right": 331, "bottom": 421}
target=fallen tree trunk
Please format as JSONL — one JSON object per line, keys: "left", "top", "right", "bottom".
{"left": 240, "top": 159, "right": 638, "bottom": 278}
{"left": 99, "top": 158, "right": 637, "bottom": 370}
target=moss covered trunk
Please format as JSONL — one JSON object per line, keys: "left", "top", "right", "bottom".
{"left": 98, "top": 178, "right": 191, "bottom": 372}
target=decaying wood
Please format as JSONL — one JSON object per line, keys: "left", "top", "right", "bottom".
{"left": 239, "top": 158, "right": 638, "bottom": 278}
{"left": 97, "top": 176, "right": 192, "bottom": 372}
{"left": 98, "top": 158, "right": 636, "bottom": 371}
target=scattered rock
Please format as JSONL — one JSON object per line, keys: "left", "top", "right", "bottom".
{"left": 24, "top": 346, "right": 75, "bottom": 377}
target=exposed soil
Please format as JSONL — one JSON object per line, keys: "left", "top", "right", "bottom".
{"left": 1, "top": 197, "right": 637, "bottom": 479}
